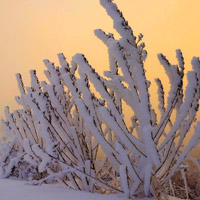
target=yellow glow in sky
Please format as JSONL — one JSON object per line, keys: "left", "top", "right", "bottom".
{"left": 0, "top": 0, "right": 200, "bottom": 118}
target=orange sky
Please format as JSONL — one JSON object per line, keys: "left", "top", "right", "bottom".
{"left": 0, "top": 0, "right": 200, "bottom": 118}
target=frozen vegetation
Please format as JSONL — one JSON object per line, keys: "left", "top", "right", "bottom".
{"left": 0, "top": 0, "right": 200, "bottom": 199}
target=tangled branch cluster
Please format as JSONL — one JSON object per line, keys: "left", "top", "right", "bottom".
{"left": 0, "top": 0, "right": 200, "bottom": 198}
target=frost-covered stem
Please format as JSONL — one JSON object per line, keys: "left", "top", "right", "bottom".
{"left": 155, "top": 78, "right": 165, "bottom": 116}
{"left": 158, "top": 72, "right": 198, "bottom": 151}
{"left": 162, "top": 122, "right": 200, "bottom": 185}
{"left": 74, "top": 98, "right": 121, "bottom": 168}
{"left": 156, "top": 73, "right": 199, "bottom": 179}
{"left": 100, "top": 0, "right": 152, "bottom": 126}
{"left": 0, "top": 137, "right": 17, "bottom": 164}
{"left": 96, "top": 32, "right": 151, "bottom": 128}
{"left": 119, "top": 165, "right": 130, "bottom": 198}
{"left": 1, "top": 153, "right": 26, "bottom": 178}
{"left": 33, "top": 149, "right": 123, "bottom": 193}
{"left": 98, "top": 106, "right": 145, "bottom": 157}
{"left": 100, "top": 0, "right": 136, "bottom": 47}
{"left": 3, "top": 107, "right": 25, "bottom": 144}
{"left": 70, "top": 54, "right": 145, "bottom": 157}
{"left": 169, "top": 179, "right": 175, "bottom": 197}
{"left": 157, "top": 103, "right": 197, "bottom": 179}
{"left": 175, "top": 49, "right": 185, "bottom": 111}
{"left": 154, "top": 54, "right": 182, "bottom": 141}
{"left": 154, "top": 91, "right": 178, "bottom": 142}
{"left": 180, "top": 168, "right": 189, "bottom": 199}
{"left": 107, "top": 40, "right": 148, "bottom": 127}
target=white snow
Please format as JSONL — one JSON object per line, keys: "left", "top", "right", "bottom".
{"left": 0, "top": 179, "right": 181, "bottom": 200}
{"left": 0, "top": 179, "right": 134, "bottom": 200}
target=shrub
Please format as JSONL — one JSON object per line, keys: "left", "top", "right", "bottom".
{"left": 1, "top": 0, "right": 200, "bottom": 198}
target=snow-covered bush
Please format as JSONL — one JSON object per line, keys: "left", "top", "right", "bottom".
{"left": 1, "top": 0, "right": 200, "bottom": 198}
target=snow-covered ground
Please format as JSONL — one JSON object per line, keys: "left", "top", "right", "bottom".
{"left": 0, "top": 179, "right": 131, "bottom": 200}
{"left": 0, "top": 179, "right": 182, "bottom": 200}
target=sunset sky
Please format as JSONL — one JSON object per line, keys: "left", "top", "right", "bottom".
{"left": 0, "top": 0, "right": 200, "bottom": 118}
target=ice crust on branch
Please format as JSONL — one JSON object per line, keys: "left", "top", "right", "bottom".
{"left": 1, "top": 0, "right": 200, "bottom": 198}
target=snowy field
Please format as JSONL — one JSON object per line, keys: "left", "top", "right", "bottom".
{"left": 0, "top": 179, "right": 131, "bottom": 200}
{"left": 0, "top": 179, "right": 182, "bottom": 200}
